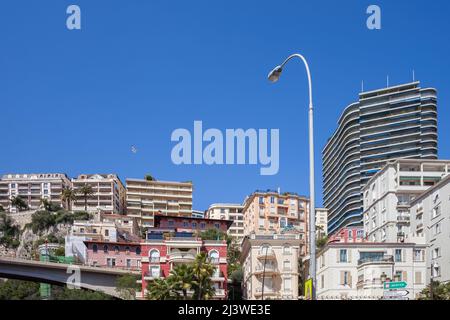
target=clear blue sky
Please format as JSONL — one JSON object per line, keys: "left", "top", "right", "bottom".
{"left": 1, "top": 1, "right": 449, "bottom": 210}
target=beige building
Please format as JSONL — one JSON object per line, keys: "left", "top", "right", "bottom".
{"left": 316, "top": 208, "right": 328, "bottom": 238}
{"left": 242, "top": 190, "right": 309, "bottom": 253}
{"left": 72, "top": 174, "right": 126, "bottom": 214}
{"left": 241, "top": 233, "right": 302, "bottom": 300}
{"left": 207, "top": 203, "right": 244, "bottom": 244}
{"left": 126, "top": 178, "right": 193, "bottom": 228}
{"left": 0, "top": 173, "right": 71, "bottom": 212}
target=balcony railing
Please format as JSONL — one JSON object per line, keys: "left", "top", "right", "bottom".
{"left": 168, "top": 252, "right": 196, "bottom": 261}
{"left": 397, "top": 215, "right": 410, "bottom": 222}
{"left": 358, "top": 255, "right": 394, "bottom": 266}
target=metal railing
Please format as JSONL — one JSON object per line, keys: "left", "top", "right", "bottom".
{"left": 358, "top": 255, "right": 394, "bottom": 266}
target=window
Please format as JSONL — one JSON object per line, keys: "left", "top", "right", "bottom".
{"left": 283, "top": 278, "right": 292, "bottom": 292}
{"left": 270, "top": 196, "right": 275, "bottom": 204}
{"left": 214, "top": 223, "right": 220, "bottom": 229}
{"left": 107, "top": 258, "right": 116, "bottom": 267}
{"left": 432, "top": 205, "right": 441, "bottom": 218}
{"left": 149, "top": 249, "right": 160, "bottom": 263}
{"left": 341, "top": 271, "right": 351, "bottom": 286}
{"left": 103, "top": 245, "right": 108, "bottom": 253}
{"left": 209, "top": 250, "right": 219, "bottom": 264}
{"left": 126, "top": 259, "right": 131, "bottom": 269}
{"left": 150, "top": 266, "right": 160, "bottom": 278}
{"left": 136, "top": 247, "right": 141, "bottom": 255}
{"left": 192, "top": 222, "right": 197, "bottom": 228}
{"left": 348, "top": 230, "right": 353, "bottom": 239}
{"left": 283, "top": 245, "right": 291, "bottom": 255}
{"left": 414, "top": 249, "right": 424, "bottom": 262}
{"left": 183, "top": 221, "right": 189, "bottom": 227}
{"left": 415, "top": 271, "right": 423, "bottom": 284}
{"left": 114, "top": 245, "right": 119, "bottom": 253}
{"left": 259, "top": 197, "right": 264, "bottom": 204}
{"left": 339, "top": 249, "right": 348, "bottom": 263}
{"left": 105, "top": 229, "right": 109, "bottom": 237}
{"left": 92, "top": 244, "right": 98, "bottom": 253}
{"left": 432, "top": 247, "right": 441, "bottom": 259}
{"left": 258, "top": 218, "right": 265, "bottom": 228}
{"left": 200, "top": 222, "right": 206, "bottom": 229}
{"left": 395, "top": 249, "right": 402, "bottom": 262}
{"left": 434, "top": 223, "right": 441, "bottom": 235}
{"left": 432, "top": 264, "right": 440, "bottom": 278}
{"left": 283, "top": 260, "right": 291, "bottom": 271}
{"left": 168, "top": 220, "right": 174, "bottom": 227}
{"left": 321, "top": 274, "right": 325, "bottom": 289}
{"left": 125, "top": 246, "right": 130, "bottom": 254}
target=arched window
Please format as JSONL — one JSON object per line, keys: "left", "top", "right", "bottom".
{"left": 283, "top": 245, "right": 291, "bottom": 255}
{"left": 260, "top": 244, "right": 271, "bottom": 255}
{"left": 114, "top": 245, "right": 120, "bottom": 253}
{"left": 149, "top": 249, "right": 160, "bottom": 263}
{"left": 125, "top": 246, "right": 130, "bottom": 254}
{"left": 136, "top": 247, "right": 141, "bottom": 255}
{"left": 103, "top": 245, "right": 108, "bottom": 253}
{"left": 92, "top": 244, "right": 98, "bottom": 253}
{"left": 208, "top": 250, "right": 219, "bottom": 264}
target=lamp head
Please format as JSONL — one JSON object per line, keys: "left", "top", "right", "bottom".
{"left": 268, "top": 65, "right": 283, "bottom": 82}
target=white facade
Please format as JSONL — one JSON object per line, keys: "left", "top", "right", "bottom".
{"left": 363, "top": 159, "right": 450, "bottom": 243}
{"left": 316, "top": 208, "right": 328, "bottom": 238}
{"left": 0, "top": 173, "right": 71, "bottom": 212}
{"left": 317, "top": 242, "right": 427, "bottom": 300}
{"left": 207, "top": 203, "right": 244, "bottom": 244}
{"left": 410, "top": 175, "right": 450, "bottom": 284}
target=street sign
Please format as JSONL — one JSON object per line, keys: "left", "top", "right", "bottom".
{"left": 383, "top": 290, "right": 409, "bottom": 297}
{"left": 384, "top": 281, "right": 407, "bottom": 289}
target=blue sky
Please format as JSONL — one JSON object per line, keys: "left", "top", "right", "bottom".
{"left": 1, "top": 0, "right": 449, "bottom": 210}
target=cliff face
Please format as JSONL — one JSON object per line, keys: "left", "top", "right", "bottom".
{"left": 1, "top": 210, "right": 71, "bottom": 259}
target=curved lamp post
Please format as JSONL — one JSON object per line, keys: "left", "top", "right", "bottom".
{"left": 268, "top": 53, "right": 317, "bottom": 300}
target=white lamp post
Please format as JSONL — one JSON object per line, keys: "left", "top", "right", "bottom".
{"left": 268, "top": 53, "right": 317, "bottom": 300}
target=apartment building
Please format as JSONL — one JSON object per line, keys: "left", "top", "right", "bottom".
{"left": 328, "top": 226, "right": 366, "bottom": 244}
{"left": 192, "top": 209, "right": 205, "bottom": 218}
{"left": 84, "top": 239, "right": 142, "bottom": 270}
{"left": 242, "top": 190, "right": 308, "bottom": 254}
{"left": 316, "top": 241, "right": 427, "bottom": 300}
{"left": 363, "top": 159, "right": 450, "bottom": 243}
{"left": 139, "top": 215, "right": 230, "bottom": 300}
{"left": 410, "top": 175, "right": 450, "bottom": 284}
{"left": 0, "top": 173, "right": 71, "bottom": 212}
{"left": 241, "top": 233, "right": 301, "bottom": 300}
{"left": 323, "top": 82, "right": 438, "bottom": 235}
{"left": 72, "top": 174, "right": 126, "bottom": 214}
{"left": 207, "top": 203, "right": 245, "bottom": 244}
{"left": 316, "top": 208, "right": 328, "bottom": 238}
{"left": 126, "top": 178, "right": 193, "bottom": 228}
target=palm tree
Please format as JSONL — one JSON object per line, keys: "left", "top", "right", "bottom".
{"left": 61, "top": 186, "right": 77, "bottom": 211}
{"left": 10, "top": 196, "right": 28, "bottom": 212}
{"left": 76, "top": 184, "right": 94, "bottom": 211}
{"left": 191, "top": 252, "right": 216, "bottom": 300}
{"left": 170, "top": 264, "right": 194, "bottom": 300}
{"left": 40, "top": 198, "right": 52, "bottom": 211}
{"left": 146, "top": 278, "right": 177, "bottom": 300}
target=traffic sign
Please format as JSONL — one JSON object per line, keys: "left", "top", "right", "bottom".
{"left": 384, "top": 281, "right": 407, "bottom": 289}
{"left": 383, "top": 290, "right": 409, "bottom": 297}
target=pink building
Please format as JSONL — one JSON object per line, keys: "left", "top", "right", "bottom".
{"left": 84, "top": 240, "right": 142, "bottom": 270}
{"left": 153, "top": 214, "right": 232, "bottom": 234}
{"left": 328, "top": 226, "right": 366, "bottom": 244}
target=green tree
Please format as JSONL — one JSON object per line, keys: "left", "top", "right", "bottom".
{"left": 419, "top": 281, "right": 450, "bottom": 300}
{"left": 0, "top": 205, "right": 4, "bottom": 212}
{"left": 51, "top": 286, "right": 113, "bottom": 300}
{"left": 191, "top": 252, "right": 216, "bottom": 300}
{"left": 10, "top": 196, "right": 28, "bottom": 212}
{"left": 61, "top": 186, "right": 77, "bottom": 211}
{"left": 0, "top": 212, "right": 20, "bottom": 248}
{"left": 0, "top": 279, "right": 40, "bottom": 300}
{"left": 146, "top": 278, "right": 178, "bottom": 300}
{"left": 116, "top": 274, "right": 140, "bottom": 300}
{"left": 170, "top": 264, "right": 194, "bottom": 300}
{"left": 144, "top": 174, "right": 156, "bottom": 181}
{"left": 76, "top": 184, "right": 94, "bottom": 211}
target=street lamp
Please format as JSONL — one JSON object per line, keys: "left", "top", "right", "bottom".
{"left": 268, "top": 53, "right": 316, "bottom": 299}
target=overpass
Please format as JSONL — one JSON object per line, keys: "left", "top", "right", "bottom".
{"left": 0, "top": 256, "right": 141, "bottom": 298}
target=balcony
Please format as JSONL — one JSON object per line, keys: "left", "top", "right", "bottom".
{"left": 144, "top": 270, "right": 163, "bottom": 280}
{"left": 254, "top": 287, "right": 279, "bottom": 297}
{"left": 257, "top": 249, "right": 276, "bottom": 260}
{"left": 254, "top": 264, "right": 279, "bottom": 276}
{"left": 397, "top": 215, "right": 410, "bottom": 223}
{"left": 358, "top": 255, "right": 394, "bottom": 266}
{"left": 416, "top": 223, "right": 424, "bottom": 230}
{"left": 168, "top": 251, "right": 196, "bottom": 262}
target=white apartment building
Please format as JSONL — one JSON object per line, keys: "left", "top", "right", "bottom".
{"left": 126, "top": 178, "right": 193, "bottom": 228}
{"left": 241, "top": 233, "right": 301, "bottom": 300}
{"left": 72, "top": 174, "right": 126, "bottom": 214}
{"left": 207, "top": 203, "right": 244, "bottom": 244}
{"left": 0, "top": 173, "right": 71, "bottom": 212}
{"left": 316, "top": 208, "right": 328, "bottom": 238}
{"left": 316, "top": 242, "right": 427, "bottom": 300}
{"left": 410, "top": 175, "right": 450, "bottom": 284}
{"left": 363, "top": 159, "right": 450, "bottom": 243}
